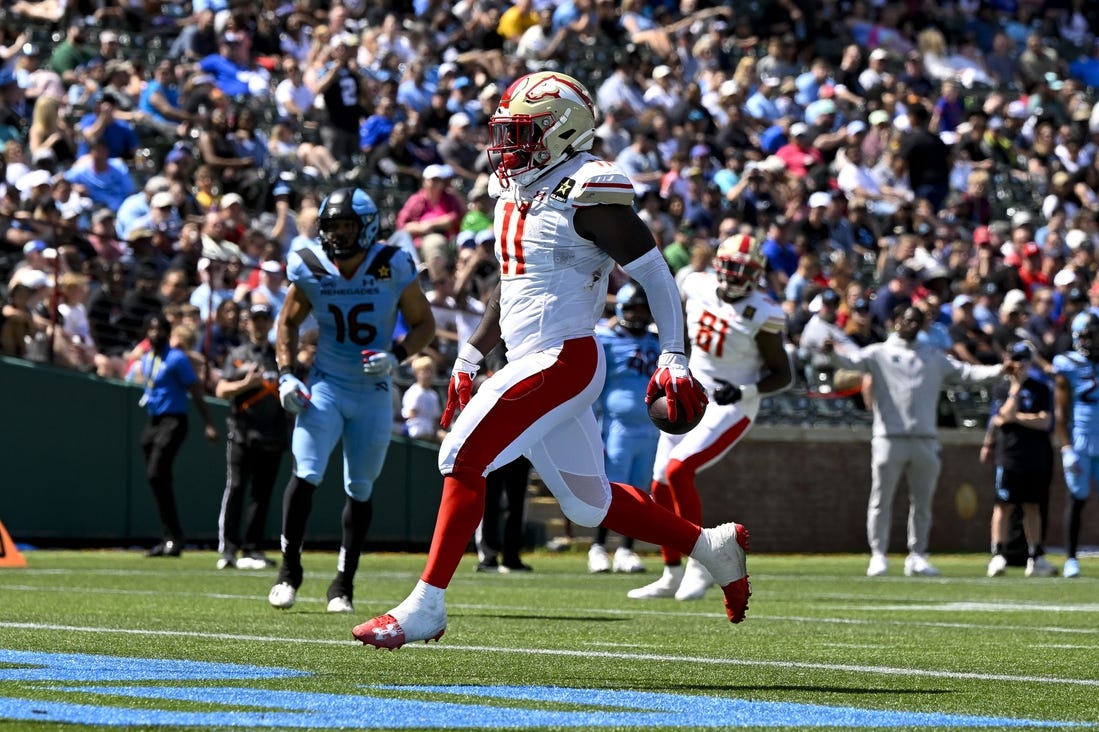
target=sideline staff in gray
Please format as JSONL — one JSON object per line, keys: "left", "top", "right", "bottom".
{"left": 822, "top": 305, "right": 1015, "bottom": 577}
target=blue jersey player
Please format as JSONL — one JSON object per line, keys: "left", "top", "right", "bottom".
{"left": 269, "top": 188, "right": 436, "bottom": 612}
{"left": 588, "top": 282, "right": 661, "bottom": 574}
{"left": 1053, "top": 309, "right": 1099, "bottom": 579}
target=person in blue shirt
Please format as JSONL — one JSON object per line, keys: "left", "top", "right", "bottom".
{"left": 1053, "top": 310, "right": 1099, "bottom": 579}
{"left": 588, "top": 282, "right": 661, "bottom": 574}
{"left": 65, "top": 138, "right": 135, "bottom": 212}
{"left": 75, "top": 94, "right": 138, "bottom": 159}
{"left": 137, "top": 312, "right": 219, "bottom": 557}
{"left": 268, "top": 188, "right": 436, "bottom": 613}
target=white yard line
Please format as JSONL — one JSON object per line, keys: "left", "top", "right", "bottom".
{"left": 3, "top": 582, "right": 1099, "bottom": 635}
{"left": 1, "top": 620, "right": 1097, "bottom": 688}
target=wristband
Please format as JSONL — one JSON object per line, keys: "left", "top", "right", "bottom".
{"left": 739, "top": 383, "right": 759, "bottom": 402}
{"left": 1061, "top": 445, "right": 1074, "bottom": 453}
{"left": 278, "top": 365, "right": 294, "bottom": 378}
{"left": 391, "top": 342, "right": 408, "bottom": 363}
{"left": 457, "top": 342, "right": 484, "bottom": 365}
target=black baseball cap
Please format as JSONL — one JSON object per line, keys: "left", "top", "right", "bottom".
{"left": 249, "top": 303, "right": 274, "bottom": 319}
{"left": 1010, "top": 341, "right": 1032, "bottom": 361}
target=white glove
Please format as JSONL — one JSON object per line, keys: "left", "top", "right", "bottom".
{"left": 1062, "top": 447, "right": 1080, "bottom": 476}
{"left": 278, "top": 372, "right": 311, "bottom": 414}
{"left": 362, "top": 349, "right": 400, "bottom": 376}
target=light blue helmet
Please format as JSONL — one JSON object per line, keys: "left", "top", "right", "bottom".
{"left": 1072, "top": 308, "right": 1099, "bottom": 360}
{"left": 615, "top": 282, "right": 651, "bottom": 333}
{"left": 318, "top": 187, "right": 380, "bottom": 260}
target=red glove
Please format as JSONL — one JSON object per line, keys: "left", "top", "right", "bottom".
{"left": 645, "top": 351, "right": 708, "bottom": 423}
{"left": 440, "top": 353, "right": 480, "bottom": 429}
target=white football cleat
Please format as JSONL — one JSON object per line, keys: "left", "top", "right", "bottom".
{"left": 327, "top": 595, "right": 354, "bottom": 613}
{"left": 904, "top": 553, "right": 941, "bottom": 577}
{"left": 674, "top": 557, "right": 713, "bottom": 600}
{"left": 1025, "top": 556, "right": 1057, "bottom": 577}
{"left": 692, "top": 523, "right": 751, "bottom": 623}
{"left": 627, "top": 565, "right": 684, "bottom": 599}
{"left": 587, "top": 544, "right": 611, "bottom": 573}
{"left": 613, "top": 547, "right": 645, "bottom": 574}
{"left": 867, "top": 553, "right": 888, "bottom": 577}
{"left": 987, "top": 554, "right": 1008, "bottom": 577}
{"left": 353, "top": 584, "right": 447, "bottom": 650}
{"left": 268, "top": 582, "right": 297, "bottom": 609}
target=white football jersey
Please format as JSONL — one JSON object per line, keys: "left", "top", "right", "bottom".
{"left": 682, "top": 271, "right": 786, "bottom": 388}
{"left": 489, "top": 153, "right": 636, "bottom": 360}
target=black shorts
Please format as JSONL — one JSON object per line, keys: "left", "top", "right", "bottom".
{"left": 994, "top": 464, "right": 1050, "bottom": 505}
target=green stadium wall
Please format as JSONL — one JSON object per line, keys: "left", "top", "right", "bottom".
{"left": 0, "top": 357, "right": 443, "bottom": 548}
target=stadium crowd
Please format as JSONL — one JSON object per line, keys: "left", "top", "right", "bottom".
{"left": 1, "top": 0, "right": 1099, "bottom": 430}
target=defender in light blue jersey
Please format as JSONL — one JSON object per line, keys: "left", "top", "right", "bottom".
{"left": 589, "top": 282, "right": 661, "bottom": 574}
{"left": 269, "top": 188, "right": 436, "bottom": 612}
{"left": 1053, "top": 309, "right": 1099, "bottom": 578}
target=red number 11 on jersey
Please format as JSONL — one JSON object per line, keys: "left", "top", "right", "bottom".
{"left": 498, "top": 201, "right": 527, "bottom": 277}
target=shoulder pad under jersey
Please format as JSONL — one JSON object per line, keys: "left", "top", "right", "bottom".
{"left": 561, "top": 160, "right": 636, "bottom": 207}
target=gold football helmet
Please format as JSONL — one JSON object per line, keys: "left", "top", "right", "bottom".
{"left": 714, "top": 234, "right": 765, "bottom": 300}
{"left": 487, "top": 71, "right": 597, "bottom": 186}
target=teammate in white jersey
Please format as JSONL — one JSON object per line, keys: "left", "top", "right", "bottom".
{"left": 630, "top": 233, "right": 793, "bottom": 602}
{"left": 353, "top": 71, "right": 752, "bottom": 650}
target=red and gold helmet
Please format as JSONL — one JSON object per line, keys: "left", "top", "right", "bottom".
{"left": 714, "top": 233, "right": 765, "bottom": 300}
{"left": 487, "top": 71, "right": 596, "bottom": 186}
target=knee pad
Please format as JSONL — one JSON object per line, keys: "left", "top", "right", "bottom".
{"left": 345, "top": 481, "right": 374, "bottom": 502}
{"left": 553, "top": 473, "right": 610, "bottom": 528}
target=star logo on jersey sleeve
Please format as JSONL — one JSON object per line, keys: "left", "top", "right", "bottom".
{"left": 550, "top": 177, "right": 576, "bottom": 202}
{"left": 377, "top": 265, "right": 390, "bottom": 279}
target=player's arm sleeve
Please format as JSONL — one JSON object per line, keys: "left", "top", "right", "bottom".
{"left": 622, "top": 247, "right": 684, "bottom": 354}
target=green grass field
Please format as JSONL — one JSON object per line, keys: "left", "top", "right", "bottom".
{"left": 0, "top": 549, "right": 1096, "bottom": 731}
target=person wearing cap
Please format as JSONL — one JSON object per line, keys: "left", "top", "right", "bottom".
{"left": 822, "top": 305, "right": 1014, "bottom": 577}
{"left": 948, "top": 293, "right": 999, "bottom": 366}
{"left": 859, "top": 48, "right": 892, "bottom": 95}
{"left": 437, "top": 111, "right": 480, "bottom": 184}
{"left": 213, "top": 303, "right": 290, "bottom": 571}
{"left": 775, "top": 123, "right": 823, "bottom": 178}
{"left": 982, "top": 341, "right": 1056, "bottom": 578}
{"left": 800, "top": 288, "right": 857, "bottom": 376}
{"left": 249, "top": 259, "right": 288, "bottom": 329}
{"left": 314, "top": 30, "right": 367, "bottom": 166}
{"left": 743, "top": 74, "right": 783, "bottom": 123}
{"left": 869, "top": 264, "right": 919, "bottom": 332}
{"left": 394, "top": 164, "right": 464, "bottom": 264}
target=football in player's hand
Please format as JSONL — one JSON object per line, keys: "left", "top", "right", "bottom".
{"left": 648, "top": 395, "right": 704, "bottom": 435}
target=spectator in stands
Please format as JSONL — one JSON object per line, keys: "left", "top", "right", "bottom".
{"left": 394, "top": 164, "right": 464, "bottom": 265}
{"left": 401, "top": 354, "right": 445, "bottom": 443}
{"left": 65, "top": 138, "right": 134, "bottom": 212}
{"left": 899, "top": 104, "right": 951, "bottom": 211}
{"left": 315, "top": 32, "right": 368, "bottom": 167}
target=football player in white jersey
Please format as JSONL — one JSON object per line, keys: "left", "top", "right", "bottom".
{"left": 630, "top": 233, "right": 792, "bottom": 602}
{"left": 354, "top": 71, "right": 753, "bottom": 650}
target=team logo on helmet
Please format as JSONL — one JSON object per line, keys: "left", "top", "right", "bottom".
{"left": 487, "top": 72, "right": 597, "bottom": 187}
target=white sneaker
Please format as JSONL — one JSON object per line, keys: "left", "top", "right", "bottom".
{"left": 693, "top": 523, "right": 751, "bottom": 623}
{"left": 612, "top": 547, "right": 645, "bottom": 573}
{"left": 1025, "top": 556, "right": 1057, "bottom": 577}
{"left": 627, "top": 565, "right": 684, "bottom": 599}
{"left": 268, "top": 582, "right": 297, "bottom": 609}
{"left": 216, "top": 553, "right": 236, "bottom": 570}
{"left": 1063, "top": 557, "right": 1081, "bottom": 578}
{"left": 588, "top": 544, "right": 610, "bottom": 573}
{"left": 867, "top": 553, "right": 888, "bottom": 577}
{"left": 326, "top": 595, "right": 354, "bottom": 613}
{"left": 987, "top": 554, "right": 1008, "bottom": 577}
{"left": 353, "top": 583, "right": 447, "bottom": 650}
{"left": 674, "top": 557, "right": 714, "bottom": 600}
{"left": 904, "top": 553, "right": 941, "bottom": 577}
